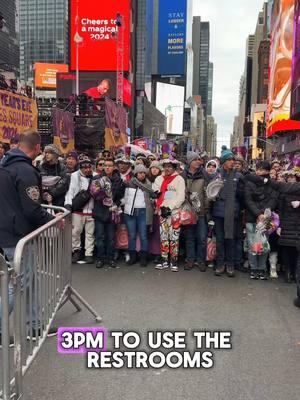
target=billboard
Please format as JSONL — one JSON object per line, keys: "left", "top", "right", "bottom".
{"left": 268, "top": 0, "right": 295, "bottom": 136}
{"left": 0, "top": 90, "right": 38, "bottom": 143}
{"left": 291, "top": 0, "right": 300, "bottom": 120}
{"left": 35, "top": 63, "right": 69, "bottom": 89}
{"left": 70, "top": 0, "right": 130, "bottom": 71}
{"left": 155, "top": 82, "right": 185, "bottom": 135}
{"left": 56, "top": 72, "right": 131, "bottom": 107}
{"left": 157, "top": 0, "right": 187, "bottom": 76}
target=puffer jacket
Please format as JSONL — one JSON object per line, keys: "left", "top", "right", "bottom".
{"left": 278, "top": 191, "right": 300, "bottom": 249}
{"left": 244, "top": 179, "right": 278, "bottom": 223}
{"left": 181, "top": 167, "right": 210, "bottom": 217}
{"left": 39, "top": 160, "right": 69, "bottom": 207}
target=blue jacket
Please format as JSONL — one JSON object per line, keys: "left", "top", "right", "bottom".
{"left": 212, "top": 169, "right": 243, "bottom": 219}
{"left": 0, "top": 149, "right": 54, "bottom": 247}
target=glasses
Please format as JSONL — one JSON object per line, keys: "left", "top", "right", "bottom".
{"left": 97, "top": 163, "right": 104, "bottom": 167}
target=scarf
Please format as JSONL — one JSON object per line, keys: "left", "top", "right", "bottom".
{"left": 156, "top": 173, "right": 177, "bottom": 209}
{"left": 130, "top": 177, "right": 153, "bottom": 194}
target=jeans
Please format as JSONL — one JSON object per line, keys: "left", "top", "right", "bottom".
{"left": 234, "top": 239, "right": 244, "bottom": 268}
{"left": 124, "top": 208, "right": 148, "bottom": 252}
{"left": 214, "top": 217, "right": 235, "bottom": 268}
{"left": 0, "top": 246, "right": 39, "bottom": 333}
{"left": 95, "top": 221, "right": 116, "bottom": 262}
{"left": 246, "top": 223, "right": 268, "bottom": 271}
{"left": 185, "top": 217, "right": 208, "bottom": 263}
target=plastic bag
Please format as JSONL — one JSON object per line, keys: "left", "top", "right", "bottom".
{"left": 178, "top": 200, "right": 196, "bottom": 226}
{"left": 251, "top": 230, "right": 270, "bottom": 255}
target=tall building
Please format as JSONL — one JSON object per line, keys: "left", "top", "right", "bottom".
{"left": 19, "top": 0, "right": 68, "bottom": 83}
{"left": 192, "top": 18, "right": 210, "bottom": 115}
{"left": 207, "top": 62, "right": 213, "bottom": 115}
{"left": 257, "top": 39, "right": 270, "bottom": 104}
{"left": 250, "top": 3, "right": 268, "bottom": 106}
{"left": 206, "top": 115, "right": 217, "bottom": 156}
{"left": 0, "top": 0, "right": 19, "bottom": 74}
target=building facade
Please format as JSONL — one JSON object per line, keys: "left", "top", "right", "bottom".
{"left": 0, "top": 0, "right": 19, "bottom": 75}
{"left": 19, "top": 0, "right": 68, "bottom": 83}
{"left": 207, "top": 62, "right": 213, "bottom": 115}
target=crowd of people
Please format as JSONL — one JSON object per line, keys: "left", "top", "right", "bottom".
{"left": 0, "top": 133, "right": 300, "bottom": 310}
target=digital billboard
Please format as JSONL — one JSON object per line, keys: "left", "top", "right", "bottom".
{"left": 70, "top": 0, "right": 130, "bottom": 71}
{"left": 35, "top": 63, "right": 69, "bottom": 89}
{"left": 56, "top": 72, "right": 131, "bottom": 107}
{"left": 157, "top": 0, "right": 187, "bottom": 76}
{"left": 155, "top": 82, "right": 185, "bottom": 135}
{"left": 291, "top": 0, "right": 300, "bottom": 120}
{"left": 267, "top": 0, "right": 295, "bottom": 136}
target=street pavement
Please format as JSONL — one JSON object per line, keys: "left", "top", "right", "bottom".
{"left": 24, "top": 263, "right": 300, "bottom": 400}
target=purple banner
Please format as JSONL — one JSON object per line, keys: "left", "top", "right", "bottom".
{"left": 52, "top": 108, "right": 74, "bottom": 147}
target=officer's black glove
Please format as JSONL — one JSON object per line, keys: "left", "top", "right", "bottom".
{"left": 160, "top": 206, "right": 172, "bottom": 218}
{"left": 65, "top": 204, "right": 72, "bottom": 212}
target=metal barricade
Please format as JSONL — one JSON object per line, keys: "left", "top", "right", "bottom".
{"left": 0, "top": 206, "right": 102, "bottom": 400}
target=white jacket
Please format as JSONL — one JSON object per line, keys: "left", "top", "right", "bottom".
{"left": 64, "top": 170, "right": 96, "bottom": 214}
{"left": 153, "top": 173, "right": 185, "bottom": 211}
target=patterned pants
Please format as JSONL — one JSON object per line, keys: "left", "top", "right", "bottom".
{"left": 159, "top": 216, "right": 181, "bottom": 262}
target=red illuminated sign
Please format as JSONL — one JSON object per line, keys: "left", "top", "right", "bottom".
{"left": 70, "top": 0, "right": 130, "bottom": 71}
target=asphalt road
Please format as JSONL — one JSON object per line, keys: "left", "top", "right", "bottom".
{"left": 23, "top": 263, "right": 300, "bottom": 400}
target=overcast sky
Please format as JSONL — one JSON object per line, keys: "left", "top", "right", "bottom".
{"left": 193, "top": 0, "right": 265, "bottom": 152}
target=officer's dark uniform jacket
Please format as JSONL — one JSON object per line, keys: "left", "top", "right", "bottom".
{"left": 0, "top": 149, "right": 54, "bottom": 248}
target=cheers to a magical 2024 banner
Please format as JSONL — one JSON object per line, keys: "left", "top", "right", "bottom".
{"left": 0, "top": 89, "right": 38, "bottom": 143}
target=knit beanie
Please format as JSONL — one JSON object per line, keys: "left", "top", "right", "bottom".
{"left": 134, "top": 164, "right": 148, "bottom": 175}
{"left": 44, "top": 144, "right": 60, "bottom": 157}
{"left": 186, "top": 151, "right": 200, "bottom": 166}
{"left": 149, "top": 160, "right": 163, "bottom": 171}
{"left": 220, "top": 146, "right": 235, "bottom": 164}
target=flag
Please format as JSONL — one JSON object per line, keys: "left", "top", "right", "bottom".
{"left": 52, "top": 108, "right": 75, "bottom": 154}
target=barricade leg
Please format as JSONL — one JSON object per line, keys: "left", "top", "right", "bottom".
{"left": 0, "top": 255, "right": 12, "bottom": 400}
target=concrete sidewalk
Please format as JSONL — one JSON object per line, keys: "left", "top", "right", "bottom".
{"left": 24, "top": 263, "right": 300, "bottom": 400}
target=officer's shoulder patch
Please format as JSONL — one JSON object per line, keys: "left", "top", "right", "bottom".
{"left": 26, "top": 186, "right": 40, "bottom": 201}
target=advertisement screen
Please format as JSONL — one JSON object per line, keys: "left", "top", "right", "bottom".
{"left": 56, "top": 72, "right": 131, "bottom": 107}
{"left": 291, "top": 0, "right": 300, "bottom": 120}
{"left": 156, "top": 82, "right": 185, "bottom": 135}
{"left": 35, "top": 63, "right": 69, "bottom": 89}
{"left": 157, "top": 0, "right": 187, "bottom": 76}
{"left": 268, "top": 0, "right": 295, "bottom": 136}
{"left": 70, "top": 0, "right": 130, "bottom": 71}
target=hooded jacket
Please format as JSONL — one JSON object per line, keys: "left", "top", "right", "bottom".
{"left": 39, "top": 160, "right": 69, "bottom": 206}
{"left": 0, "top": 149, "right": 54, "bottom": 247}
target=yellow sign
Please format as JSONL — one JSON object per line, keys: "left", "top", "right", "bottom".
{"left": 0, "top": 90, "right": 38, "bottom": 143}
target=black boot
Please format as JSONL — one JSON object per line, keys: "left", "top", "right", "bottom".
{"left": 140, "top": 251, "right": 148, "bottom": 267}
{"left": 127, "top": 250, "right": 137, "bottom": 265}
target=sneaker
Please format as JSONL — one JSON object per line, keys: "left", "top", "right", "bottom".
{"left": 109, "top": 261, "right": 117, "bottom": 268}
{"left": 170, "top": 263, "right": 179, "bottom": 272}
{"left": 184, "top": 260, "right": 194, "bottom": 271}
{"left": 72, "top": 250, "right": 81, "bottom": 264}
{"left": 83, "top": 256, "right": 94, "bottom": 264}
{"left": 226, "top": 265, "right": 235, "bottom": 278}
{"left": 250, "top": 270, "right": 259, "bottom": 279}
{"left": 155, "top": 261, "right": 169, "bottom": 270}
{"left": 259, "top": 271, "right": 268, "bottom": 280}
{"left": 96, "top": 260, "right": 105, "bottom": 269}
{"left": 293, "top": 297, "right": 300, "bottom": 308}
{"left": 270, "top": 268, "right": 278, "bottom": 279}
{"left": 197, "top": 262, "right": 207, "bottom": 272}
{"left": 215, "top": 265, "right": 225, "bottom": 276}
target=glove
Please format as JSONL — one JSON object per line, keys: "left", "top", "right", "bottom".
{"left": 160, "top": 206, "right": 172, "bottom": 218}
{"left": 291, "top": 201, "right": 300, "bottom": 209}
{"left": 64, "top": 204, "right": 72, "bottom": 212}
{"left": 151, "top": 191, "right": 161, "bottom": 199}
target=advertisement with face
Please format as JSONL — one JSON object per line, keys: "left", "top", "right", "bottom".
{"left": 155, "top": 82, "right": 185, "bottom": 135}
{"left": 70, "top": 0, "right": 130, "bottom": 71}
{"left": 268, "top": 0, "right": 295, "bottom": 136}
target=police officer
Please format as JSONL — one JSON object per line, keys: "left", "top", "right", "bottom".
{"left": 0, "top": 130, "right": 57, "bottom": 341}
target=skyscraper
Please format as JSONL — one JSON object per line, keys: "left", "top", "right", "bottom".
{"left": 19, "top": 0, "right": 68, "bottom": 83}
{"left": 207, "top": 62, "right": 213, "bottom": 116}
{"left": 192, "top": 18, "right": 210, "bottom": 115}
{"left": 0, "top": 0, "right": 19, "bottom": 74}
